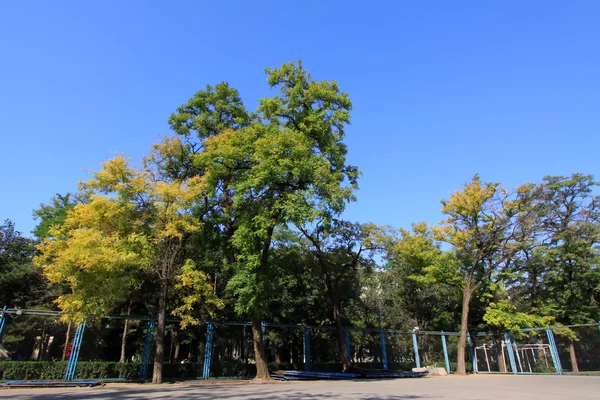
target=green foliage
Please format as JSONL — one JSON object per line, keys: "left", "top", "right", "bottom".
{"left": 170, "top": 61, "right": 359, "bottom": 320}
{"left": 32, "top": 193, "right": 78, "bottom": 240}
{"left": 0, "top": 220, "right": 50, "bottom": 308}
{"left": 172, "top": 259, "right": 224, "bottom": 328}
{"left": 540, "top": 174, "right": 600, "bottom": 325}
{"left": 4, "top": 61, "right": 600, "bottom": 375}
{"left": 0, "top": 361, "right": 200, "bottom": 380}
{"left": 484, "top": 300, "right": 553, "bottom": 332}
{"left": 381, "top": 223, "right": 460, "bottom": 331}
{"left": 168, "top": 82, "right": 250, "bottom": 139}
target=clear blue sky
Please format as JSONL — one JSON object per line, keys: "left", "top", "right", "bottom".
{"left": 1, "top": 1, "right": 598, "bottom": 237}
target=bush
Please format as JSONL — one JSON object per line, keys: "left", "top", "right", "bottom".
{"left": 0, "top": 361, "right": 66, "bottom": 380}
{"left": 0, "top": 360, "right": 427, "bottom": 380}
{"left": 0, "top": 361, "right": 199, "bottom": 380}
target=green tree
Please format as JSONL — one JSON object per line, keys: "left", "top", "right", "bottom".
{"left": 421, "top": 176, "right": 542, "bottom": 375}
{"left": 35, "top": 138, "right": 222, "bottom": 383}
{"left": 0, "top": 220, "right": 48, "bottom": 308}
{"left": 381, "top": 223, "right": 458, "bottom": 332}
{"left": 297, "top": 220, "right": 381, "bottom": 367}
{"left": 539, "top": 174, "right": 600, "bottom": 371}
{"left": 32, "top": 193, "right": 80, "bottom": 239}
{"left": 170, "top": 61, "right": 358, "bottom": 379}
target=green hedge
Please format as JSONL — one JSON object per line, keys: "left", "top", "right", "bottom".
{"left": 208, "top": 361, "right": 420, "bottom": 378}
{"left": 0, "top": 361, "right": 201, "bottom": 380}
{"left": 0, "top": 360, "right": 427, "bottom": 380}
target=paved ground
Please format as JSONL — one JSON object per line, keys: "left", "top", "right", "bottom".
{"left": 1, "top": 375, "right": 599, "bottom": 399}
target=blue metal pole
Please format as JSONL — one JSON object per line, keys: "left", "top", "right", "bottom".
{"left": 145, "top": 320, "right": 153, "bottom": 378}
{"left": 140, "top": 319, "right": 155, "bottom": 379}
{"left": 0, "top": 306, "right": 6, "bottom": 339}
{"left": 531, "top": 336, "right": 539, "bottom": 359}
{"left": 66, "top": 322, "right": 84, "bottom": 380}
{"left": 412, "top": 330, "right": 421, "bottom": 368}
{"left": 304, "top": 327, "right": 311, "bottom": 372}
{"left": 467, "top": 332, "right": 478, "bottom": 373}
{"left": 203, "top": 323, "right": 214, "bottom": 379}
{"left": 504, "top": 333, "right": 518, "bottom": 374}
{"left": 511, "top": 335, "right": 523, "bottom": 373}
{"left": 65, "top": 320, "right": 86, "bottom": 381}
{"left": 345, "top": 328, "right": 351, "bottom": 363}
{"left": 380, "top": 328, "right": 388, "bottom": 370}
{"left": 261, "top": 321, "right": 266, "bottom": 345}
{"left": 441, "top": 331, "right": 451, "bottom": 374}
{"left": 64, "top": 323, "right": 79, "bottom": 380}
{"left": 546, "top": 329, "right": 562, "bottom": 375}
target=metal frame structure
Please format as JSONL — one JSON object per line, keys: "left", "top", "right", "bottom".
{"left": 474, "top": 331, "right": 563, "bottom": 375}
{"left": 0, "top": 306, "right": 6, "bottom": 338}
{"left": 411, "top": 329, "right": 420, "bottom": 369}
{"left": 303, "top": 327, "right": 311, "bottom": 371}
{"left": 467, "top": 332, "right": 478, "bottom": 373}
{"left": 139, "top": 320, "right": 155, "bottom": 379}
{"left": 2, "top": 307, "right": 599, "bottom": 380}
{"left": 64, "top": 320, "right": 86, "bottom": 381}
{"left": 440, "top": 331, "right": 451, "bottom": 374}
{"left": 202, "top": 322, "right": 214, "bottom": 379}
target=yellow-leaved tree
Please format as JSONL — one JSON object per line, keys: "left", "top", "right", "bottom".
{"left": 413, "top": 175, "right": 542, "bottom": 375}
{"left": 35, "top": 137, "right": 222, "bottom": 383}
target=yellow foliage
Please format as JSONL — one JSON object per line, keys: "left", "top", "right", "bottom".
{"left": 34, "top": 137, "right": 211, "bottom": 322}
{"left": 171, "top": 260, "right": 224, "bottom": 328}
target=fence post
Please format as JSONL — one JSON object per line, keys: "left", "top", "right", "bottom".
{"left": 467, "top": 332, "right": 478, "bottom": 373}
{"left": 412, "top": 329, "right": 421, "bottom": 368}
{"left": 380, "top": 328, "right": 389, "bottom": 370}
{"left": 441, "top": 331, "right": 451, "bottom": 374}
{"left": 0, "top": 306, "right": 6, "bottom": 339}
{"left": 303, "top": 327, "right": 311, "bottom": 372}
{"left": 545, "top": 329, "right": 562, "bottom": 375}
{"left": 491, "top": 337, "right": 500, "bottom": 371}
{"left": 202, "top": 322, "right": 214, "bottom": 379}
{"left": 504, "top": 333, "right": 518, "bottom": 374}
{"left": 511, "top": 334, "right": 523, "bottom": 373}
{"left": 345, "top": 328, "right": 351, "bottom": 363}
{"left": 139, "top": 319, "right": 155, "bottom": 379}
{"left": 64, "top": 320, "right": 86, "bottom": 381}
{"left": 531, "top": 336, "right": 539, "bottom": 359}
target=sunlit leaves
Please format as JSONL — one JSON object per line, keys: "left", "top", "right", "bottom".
{"left": 34, "top": 137, "right": 218, "bottom": 323}
{"left": 171, "top": 260, "right": 224, "bottom": 328}
{"left": 484, "top": 300, "right": 554, "bottom": 336}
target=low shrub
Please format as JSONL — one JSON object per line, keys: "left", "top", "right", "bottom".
{"left": 0, "top": 361, "right": 199, "bottom": 380}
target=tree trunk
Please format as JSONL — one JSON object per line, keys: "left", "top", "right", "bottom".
{"left": 252, "top": 318, "right": 270, "bottom": 380}
{"left": 456, "top": 287, "right": 472, "bottom": 375}
{"left": 152, "top": 279, "right": 168, "bottom": 384}
{"left": 61, "top": 321, "right": 72, "bottom": 361}
{"left": 119, "top": 318, "right": 129, "bottom": 363}
{"left": 168, "top": 330, "right": 174, "bottom": 363}
{"left": 38, "top": 322, "right": 47, "bottom": 361}
{"left": 569, "top": 339, "right": 579, "bottom": 372}
{"left": 120, "top": 301, "right": 132, "bottom": 363}
{"left": 174, "top": 341, "right": 180, "bottom": 362}
{"left": 173, "top": 329, "right": 180, "bottom": 362}
{"left": 332, "top": 297, "right": 349, "bottom": 367}
{"left": 497, "top": 337, "right": 506, "bottom": 373}
{"left": 242, "top": 325, "right": 247, "bottom": 363}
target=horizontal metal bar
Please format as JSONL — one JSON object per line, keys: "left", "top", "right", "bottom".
{"left": 3, "top": 307, "right": 598, "bottom": 335}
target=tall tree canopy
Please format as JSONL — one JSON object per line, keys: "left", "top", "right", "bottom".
{"left": 35, "top": 138, "right": 222, "bottom": 383}
{"left": 168, "top": 61, "right": 359, "bottom": 379}
{"left": 2, "top": 61, "right": 597, "bottom": 379}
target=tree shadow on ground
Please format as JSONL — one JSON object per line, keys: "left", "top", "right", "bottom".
{"left": 1, "top": 383, "right": 432, "bottom": 400}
